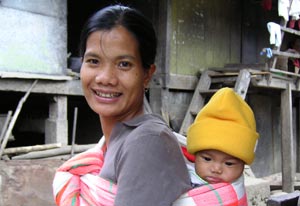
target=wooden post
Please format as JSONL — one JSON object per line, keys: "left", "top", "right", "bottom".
{"left": 234, "top": 69, "right": 251, "bottom": 100}
{"left": 298, "top": 99, "right": 300, "bottom": 172}
{"left": 70, "top": 107, "right": 78, "bottom": 157}
{"left": 45, "top": 95, "right": 68, "bottom": 145}
{"left": 149, "top": 0, "right": 170, "bottom": 117}
{"left": 281, "top": 83, "right": 295, "bottom": 192}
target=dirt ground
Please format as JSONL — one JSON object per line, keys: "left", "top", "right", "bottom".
{"left": 0, "top": 159, "right": 64, "bottom": 206}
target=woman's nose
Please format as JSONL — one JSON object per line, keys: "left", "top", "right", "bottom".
{"left": 95, "top": 65, "right": 117, "bottom": 85}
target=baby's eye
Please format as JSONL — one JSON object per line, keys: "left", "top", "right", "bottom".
{"left": 225, "top": 162, "right": 234, "bottom": 166}
{"left": 202, "top": 156, "right": 211, "bottom": 162}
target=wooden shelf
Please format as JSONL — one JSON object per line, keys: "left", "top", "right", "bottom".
{"left": 281, "top": 26, "right": 300, "bottom": 36}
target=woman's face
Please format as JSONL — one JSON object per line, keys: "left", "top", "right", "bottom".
{"left": 80, "top": 26, "right": 155, "bottom": 122}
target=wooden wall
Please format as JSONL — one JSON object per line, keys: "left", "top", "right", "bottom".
{"left": 167, "top": 0, "right": 278, "bottom": 76}
{"left": 169, "top": 0, "right": 241, "bottom": 75}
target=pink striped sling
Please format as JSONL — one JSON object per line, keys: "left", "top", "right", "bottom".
{"left": 53, "top": 139, "right": 247, "bottom": 206}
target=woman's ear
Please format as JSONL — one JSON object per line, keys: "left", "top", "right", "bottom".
{"left": 143, "top": 64, "right": 156, "bottom": 88}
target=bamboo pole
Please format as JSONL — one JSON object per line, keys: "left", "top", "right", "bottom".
{"left": 12, "top": 144, "right": 95, "bottom": 160}
{"left": 3, "top": 143, "right": 62, "bottom": 155}
{"left": 0, "top": 110, "right": 12, "bottom": 144}
{"left": 0, "top": 80, "right": 38, "bottom": 158}
{"left": 70, "top": 107, "right": 78, "bottom": 157}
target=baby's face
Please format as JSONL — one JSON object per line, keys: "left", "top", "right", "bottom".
{"left": 195, "top": 149, "right": 244, "bottom": 183}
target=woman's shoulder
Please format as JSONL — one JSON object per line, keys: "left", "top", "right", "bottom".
{"left": 123, "top": 114, "right": 176, "bottom": 143}
{"left": 124, "top": 114, "right": 170, "bottom": 132}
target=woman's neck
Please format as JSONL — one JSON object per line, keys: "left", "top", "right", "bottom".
{"left": 100, "top": 117, "right": 116, "bottom": 145}
{"left": 100, "top": 109, "right": 145, "bottom": 145}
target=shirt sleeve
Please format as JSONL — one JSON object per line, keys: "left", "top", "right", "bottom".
{"left": 114, "top": 126, "right": 192, "bottom": 206}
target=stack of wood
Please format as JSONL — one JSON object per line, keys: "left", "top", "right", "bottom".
{"left": 1, "top": 143, "right": 96, "bottom": 160}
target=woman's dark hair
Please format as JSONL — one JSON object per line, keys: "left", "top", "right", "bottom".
{"left": 79, "top": 5, "right": 157, "bottom": 69}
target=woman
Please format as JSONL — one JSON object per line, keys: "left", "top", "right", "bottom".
{"left": 53, "top": 4, "right": 191, "bottom": 206}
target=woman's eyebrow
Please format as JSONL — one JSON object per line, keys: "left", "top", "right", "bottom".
{"left": 83, "top": 51, "right": 99, "bottom": 58}
{"left": 116, "top": 55, "right": 136, "bottom": 60}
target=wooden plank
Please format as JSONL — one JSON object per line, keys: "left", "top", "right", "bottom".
{"left": 168, "top": 74, "right": 198, "bottom": 90}
{"left": 0, "top": 71, "right": 73, "bottom": 80}
{"left": 281, "top": 26, "right": 300, "bottom": 36}
{"left": 0, "top": 78, "right": 83, "bottom": 96}
{"left": 251, "top": 76, "right": 297, "bottom": 90}
{"left": 234, "top": 69, "right": 251, "bottom": 99}
{"left": 211, "top": 76, "right": 238, "bottom": 83}
{"left": 224, "top": 63, "right": 265, "bottom": 70}
{"left": 272, "top": 50, "right": 300, "bottom": 59}
{"left": 270, "top": 68, "right": 300, "bottom": 78}
{"left": 168, "top": 69, "right": 268, "bottom": 91}
{"left": 281, "top": 83, "right": 295, "bottom": 193}
{"left": 208, "top": 70, "right": 269, "bottom": 77}
{"left": 198, "top": 89, "right": 218, "bottom": 94}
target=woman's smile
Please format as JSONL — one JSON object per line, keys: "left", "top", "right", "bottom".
{"left": 93, "top": 89, "right": 122, "bottom": 98}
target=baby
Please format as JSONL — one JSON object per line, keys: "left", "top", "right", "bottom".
{"left": 186, "top": 87, "right": 259, "bottom": 186}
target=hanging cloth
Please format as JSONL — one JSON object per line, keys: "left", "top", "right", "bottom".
{"left": 278, "top": 0, "right": 300, "bottom": 21}
{"left": 267, "top": 22, "right": 282, "bottom": 47}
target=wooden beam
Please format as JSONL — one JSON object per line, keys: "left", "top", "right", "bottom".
{"left": 281, "top": 83, "right": 295, "bottom": 193}
{"left": 281, "top": 26, "right": 300, "bottom": 36}
{"left": 270, "top": 68, "right": 300, "bottom": 78}
{"left": 0, "top": 71, "right": 73, "bottom": 80}
{"left": 272, "top": 50, "right": 300, "bottom": 59}
{"left": 0, "top": 79, "right": 83, "bottom": 96}
{"left": 168, "top": 74, "right": 198, "bottom": 90}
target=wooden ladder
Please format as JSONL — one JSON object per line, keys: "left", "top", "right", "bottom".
{"left": 179, "top": 69, "right": 251, "bottom": 136}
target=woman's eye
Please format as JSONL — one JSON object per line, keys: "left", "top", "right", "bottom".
{"left": 118, "top": 61, "right": 132, "bottom": 69}
{"left": 86, "top": 59, "right": 99, "bottom": 65}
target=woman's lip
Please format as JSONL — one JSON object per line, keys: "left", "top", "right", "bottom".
{"left": 92, "top": 89, "right": 122, "bottom": 98}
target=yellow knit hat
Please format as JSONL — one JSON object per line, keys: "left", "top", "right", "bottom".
{"left": 187, "top": 87, "right": 259, "bottom": 165}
